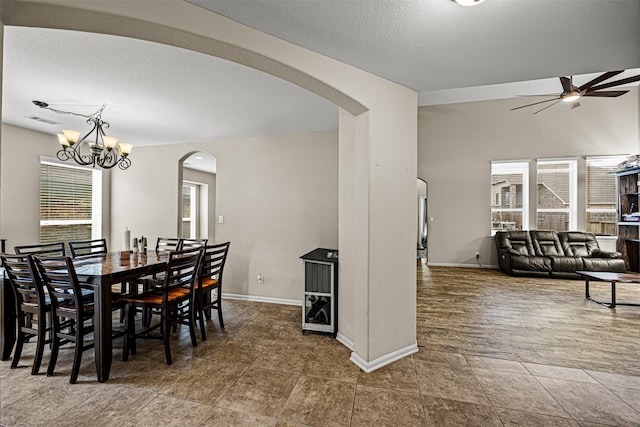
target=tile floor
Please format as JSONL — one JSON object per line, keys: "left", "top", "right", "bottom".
{"left": 1, "top": 267, "right": 640, "bottom": 426}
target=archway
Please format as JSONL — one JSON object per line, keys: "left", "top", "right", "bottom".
{"left": 1, "top": 0, "right": 418, "bottom": 372}
{"left": 178, "top": 151, "right": 217, "bottom": 242}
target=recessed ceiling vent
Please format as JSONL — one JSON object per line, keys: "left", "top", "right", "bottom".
{"left": 25, "top": 115, "right": 61, "bottom": 125}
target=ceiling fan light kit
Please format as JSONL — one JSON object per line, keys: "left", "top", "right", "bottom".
{"left": 512, "top": 70, "right": 640, "bottom": 114}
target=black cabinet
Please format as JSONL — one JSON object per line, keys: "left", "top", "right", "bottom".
{"left": 300, "top": 248, "right": 338, "bottom": 337}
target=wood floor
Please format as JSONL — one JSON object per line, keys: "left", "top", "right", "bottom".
{"left": 417, "top": 263, "right": 640, "bottom": 376}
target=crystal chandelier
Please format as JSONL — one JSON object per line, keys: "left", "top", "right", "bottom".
{"left": 33, "top": 100, "right": 133, "bottom": 170}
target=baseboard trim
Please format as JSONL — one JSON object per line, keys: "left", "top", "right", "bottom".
{"left": 336, "top": 333, "right": 354, "bottom": 351}
{"left": 427, "top": 262, "right": 499, "bottom": 269}
{"left": 222, "top": 293, "right": 302, "bottom": 306}
{"left": 350, "top": 342, "right": 419, "bottom": 373}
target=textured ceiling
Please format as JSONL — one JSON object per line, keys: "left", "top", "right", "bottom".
{"left": 2, "top": 0, "right": 640, "bottom": 164}
{"left": 188, "top": 0, "right": 640, "bottom": 91}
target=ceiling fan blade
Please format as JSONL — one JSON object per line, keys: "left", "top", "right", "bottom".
{"left": 588, "top": 75, "right": 640, "bottom": 91}
{"left": 560, "top": 77, "right": 571, "bottom": 92}
{"left": 511, "top": 97, "right": 561, "bottom": 111}
{"left": 515, "top": 94, "right": 559, "bottom": 97}
{"left": 533, "top": 99, "right": 563, "bottom": 114}
{"left": 582, "top": 90, "right": 629, "bottom": 98}
{"left": 578, "top": 70, "right": 624, "bottom": 91}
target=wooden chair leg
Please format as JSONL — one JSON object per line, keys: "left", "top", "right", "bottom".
{"left": 32, "top": 314, "right": 48, "bottom": 375}
{"left": 188, "top": 302, "right": 198, "bottom": 348}
{"left": 217, "top": 298, "right": 225, "bottom": 330}
{"left": 161, "top": 307, "right": 172, "bottom": 365}
{"left": 123, "top": 304, "right": 133, "bottom": 361}
{"left": 11, "top": 312, "right": 25, "bottom": 369}
{"left": 46, "top": 316, "right": 61, "bottom": 377}
{"left": 70, "top": 323, "right": 84, "bottom": 384}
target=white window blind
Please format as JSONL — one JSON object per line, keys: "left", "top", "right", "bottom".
{"left": 39, "top": 160, "right": 101, "bottom": 244}
{"left": 536, "top": 159, "right": 577, "bottom": 232}
{"left": 586, "top": 155, "right": 627, "bottom": 236}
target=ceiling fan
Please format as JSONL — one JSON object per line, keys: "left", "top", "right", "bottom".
{"left": 511, "top": 70, "right": 640, "bottom": 114}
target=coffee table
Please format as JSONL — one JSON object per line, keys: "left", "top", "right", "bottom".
{"left": 576, "top": 271, "right": 640, "bottom": 308}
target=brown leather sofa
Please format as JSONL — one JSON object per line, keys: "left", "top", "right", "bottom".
{"left": 495, "top": 230, "right": 626, "bottom": 278}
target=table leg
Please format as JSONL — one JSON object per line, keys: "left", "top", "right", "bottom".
{"left": 93, "top": 278, "right": 113, "bottom": 382}
{"left": 610, "top": 281, "right": 616, "bottom": 309}
{"left": 585, "top": 278, "right": 590, "bottom": 300}
{"left": 1, "top": 275, "right": 17, "bottom": 361}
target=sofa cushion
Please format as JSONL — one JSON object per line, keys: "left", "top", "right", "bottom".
{"left": 590, "top": 249, "right": 622, "bottom": 259}
{"left": 531, "top": 231, "right": 565, "bottom": 256}
{"left": 511, "top": 255, "right": 552, "bottom": 272}
{"left": 582, "top": 258, "right": 627, "bottom": 273}
{"left": 558, "top": 231, "right": 600, "bottom": 257}
{"left": 495, "top": 231, "right": 535, "bottom": 256}
{"left": 548, "top": 256, "right": 584, "bottom": 273}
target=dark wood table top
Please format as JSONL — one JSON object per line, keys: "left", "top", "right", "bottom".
{"left": 72, "top": 251, "right": 168, "bottom": 282}
{"left": 576, "top": 271, "right": 640, "bottom": 283}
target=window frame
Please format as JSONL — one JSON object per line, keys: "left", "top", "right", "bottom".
{"left": 182, "top": 181, "right": 198, "bottom": 239}
{"left": 585, "top": 155, "right": 628, "bottom": 237}
{"left": 490, "top": 160, "right": 530, "bottom": 235}
{"left": 535, "top": 158, "right": 577, "bottom": 232}
{"left": 39, "top": 157, "right": 102, "bottom": 243}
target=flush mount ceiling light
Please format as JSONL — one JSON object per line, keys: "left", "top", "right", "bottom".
{"left": 33, "top": 100, "right": 133, "bottom": 170}
{"left": 453, "top": 0, "right": 486, "bottom": 6}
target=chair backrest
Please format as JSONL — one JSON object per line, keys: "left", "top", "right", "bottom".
{"left": 156, "top": 238, "right": 182, "bottom": 253}
{"left": 69, "top": 239, "right": 108, "bottom": 258}
{"left": 179, "top": 239, "right": 208, "bottom": 250}
{"left": 1, "top": 254, "right": 47, "bottom": 308}
{"left": 162, "top": 247, "right": 202, "bottom": 293}
{"left": 200, "top": 242, "right": 230, "bottom": 285}
{"left": 14, "top": 242, "right": 66, "bottom": 257}
{"left": 33, "top": 256, "right": 87, "bottom": 314}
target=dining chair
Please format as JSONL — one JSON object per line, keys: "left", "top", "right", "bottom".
{"left": 179, "top": 238, "right": 208, "bottom": 250}
{"left": 156, "top": 237, "right": 182, "bottom": 253}
{"left": 122, "top": 246, "right": 203, "bottom": 365}
{"left": 14, "top": 242, "right": 66, "bottom": 256}
{"left": 195, "top": 242, "right": 230, "bottom": 340}
{"left": 1, "top": 254, "right": 52, "bottom": 375}
{"left": 33, "top": 255, "right": 127, "bottom": 384}
{"left": 69, "top": 238, "right": 108, "bottom": 258}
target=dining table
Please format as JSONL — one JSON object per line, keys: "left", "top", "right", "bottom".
{"left": 1, "top": 251, "right": 169, "bottom": 383}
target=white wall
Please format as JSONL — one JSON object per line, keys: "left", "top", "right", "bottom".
{"left": 0, "top": 124, "right": 112, "bottom": 250}
{"left": 419, "top": 88, "right": 640, "bottom": 266}
{"left": 110, "top": 130, "right": 339, "bottom": 302}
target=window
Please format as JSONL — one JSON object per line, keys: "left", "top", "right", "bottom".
{"left": 586, "top": 156, "right": 627, "bottom": 236}
{"left": 491, "top": 161, "right": 529, "bottom": 234}
{"left": 40, "top": 159, "right": 102, "bottom": 244}
{"left": 182, "top": 183, "right": 198, "bottom": 239}
{"left": 536, "top": 159, "right": 577, "bottom": 231}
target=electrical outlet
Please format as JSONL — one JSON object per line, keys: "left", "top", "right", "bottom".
{"left": 257, "top": 273, "right": 264, "bottom": 284}
{"left": 475, "top": 251, "right": 480, "bottom": 258}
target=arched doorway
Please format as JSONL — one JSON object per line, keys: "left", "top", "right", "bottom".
{"left": 179, "top": 151, "right": 217, "bottom": 242}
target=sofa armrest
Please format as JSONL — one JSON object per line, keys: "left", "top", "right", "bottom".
{"left": 590, "top": 249, "right": 622, "bottom": 259}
